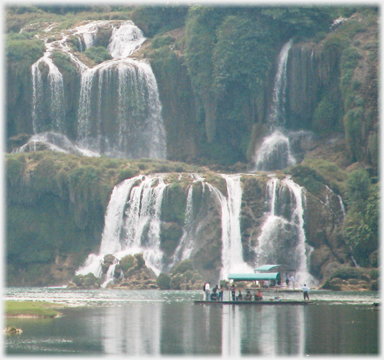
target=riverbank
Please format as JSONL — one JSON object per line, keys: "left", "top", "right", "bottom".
{"left": 4, "top": 300, "right": 64, "bottom": 318}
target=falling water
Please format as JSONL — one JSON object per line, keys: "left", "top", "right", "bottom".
{"left": 77, "top": 175, "right": 169, "bottom": 285}
{"left": 255, "top": 176, "right": 314, "bottom": 285}
{"left": 31, "top": 39, "right": 66, "bottom": 133}
{"left": 27, "top": 20, "right": 166, "bottom": 159}
{"left": 253, "top": 39, "right": 296, "bottom": 171}
{"left": 76, "top": 22, "right": 166, "bottom": 159}
{"left": 253, "top": 131, "right": 296, "bottom": 171}
{"left": 267, "top": 39, "right": 293, "bottom": 127}
{"left": 172, "top": 185, "right": 195, "bottom": 265}
{"left": 107, "top": 21, "right": 146, "bottom": 59}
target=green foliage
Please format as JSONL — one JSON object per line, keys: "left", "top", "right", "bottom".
{"left": 260, "top": 6, "right": 333, "bottom": 37}
{"left": 52, "top": 51, "right": 77, "bottom": 75}
{"left": 119, "top": 255, "right": 134, "bottom": 273}
{"left": 6, "top": 34, "right": 45, "bottom": 64}
{"left": 6, "top": 155, "right": 25, "bottom": 186}
{"left": 72, "top": 272, "right": 101, "bottom": 287}
{"left": 343, "top": 171, "right": 378, "bottom": 266}
{"left": 5, "top": 301, "right": 61, "bottom": 318}
{"left": 313, "top": 91, "right": 343, "bottom": 134}
{"left": 327, "top": 265, "right": 369, "bottom": 281}
{"left": 84, "top": 46, "right": 112, "bottom": 64}
{"left": 172, "top": 259, "right": 193, "bottom": 275}
{"left": 131, "top": 5, "right": 188, "bottom": 37}
{"left": 134, "top": 253, "right": 145, "bottom": 269}
{"left": 118, "top": 167, "right": 139, "bottom": 182}
{"left": 156, "top": 272, "right": 171, "bottom": 289}
{"left": 169, "top": 273, "right": 184, "bottom": 290}
{"left": 212, "top": 15, "right": 277, "bottom": 96}
{"left": 287, "top": 164, "right": 326, "bottom": 195}
{"left": 160, "top": 223, "right": 183, "bottom": 256}
{"left": 161, "top": 182, "right": 187, "bottom": 225}
{"left": 151, "top": 35, "right": 173, "bottom": 49}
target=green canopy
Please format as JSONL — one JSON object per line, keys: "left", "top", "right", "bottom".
{"left": 228, "top": 272, "right": 280, "bottom": 281}
{"left": 254, "top": 264, "right": 281, "bottom": 272}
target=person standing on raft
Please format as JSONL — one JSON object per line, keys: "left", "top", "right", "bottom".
{"left": 302, "top": 284, "right": 310, "bottom": 300}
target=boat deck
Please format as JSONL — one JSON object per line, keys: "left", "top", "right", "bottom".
{"left": 194, "top": 300, "right": 312, "bottom": 305}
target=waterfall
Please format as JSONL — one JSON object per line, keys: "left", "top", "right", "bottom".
{"left": 253, "top": 131, "right": 296, "bottom": 171}
{"left": 268, "top": 39, "right": 293, "bottom": 127}
{"left": 31, "top": 39, "right": 66, "bottom": 134}
{"left": 255, "top": 176, "right": 315, "bottom": 285}
{"left": 76, "top": 24, "right": 166, "bottom": 158}
{"left": 107, "top": 21, "right": 146, "bottom": 59}
{"left": 203, "top": 175, "right": 253, "bottom": 280}
{"left": 253, "top": 39, "right": 296, "bottom": 171}
{"left": 172, "top": 185, "right": 195, "bottom": 265}
{"left": 26, "top": 20, "right": 166, "bottom": 160}
{"left": 77, "top": 175, "right": 169, "bottom": 285}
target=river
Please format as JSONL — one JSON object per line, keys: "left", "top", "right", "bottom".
{"left": 4, "top": 287, "right": 379, "bottom": 356}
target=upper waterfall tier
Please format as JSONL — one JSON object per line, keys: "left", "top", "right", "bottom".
{"left": 25, "top": 20, "right": 166, "bottom": 159}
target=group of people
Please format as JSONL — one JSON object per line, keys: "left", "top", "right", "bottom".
{"left": 203, "top": 283, "right": 224, "bottom": 301}
{"left": 203, "top": 282, "right": 263, "bottom": 302}
{"left": 204, "top": 280, "right": 310, "bottom": 301}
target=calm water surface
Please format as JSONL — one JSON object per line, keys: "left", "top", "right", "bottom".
{"left": 4, "top": 288, "right": 380, "bottom": 356}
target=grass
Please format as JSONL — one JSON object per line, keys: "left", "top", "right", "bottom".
{"left": 5, "top": 301, "right": 63, "bottom": 318}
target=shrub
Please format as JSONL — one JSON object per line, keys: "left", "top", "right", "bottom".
{"left": 169, "top": 273, "right": 184, "bottom": 290}
{"left": 84, "top": 46, "right": 112, "bottom": 64}
{"left": 134, "top": 253, "right": 145, "bottom": 269}
{"left": 369, "top": 268, "right": 379, "bottom": 280}
{"left": 329, "top": 265, "right": 369, "bottom": 281}
{"left": 151, "top": 35, "right": 173, "bottom": 49}
{"left": 156, "top": 273, "right": 171, "bottom": 289}
{"left": 118, "top": 167, "right": 139, "bottom": 182}
{"left": 52, "top": 51, "right": 77, "bottom": 75}
{"left": 120, "top": 254, "right": 135, "bottom": 273}
{"left": 172, "top": 259, "right": 193, "bottom": 275}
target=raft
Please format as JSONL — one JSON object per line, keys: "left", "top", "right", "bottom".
{"left": 194, "top": 300, "right": 312, "bottom": 305}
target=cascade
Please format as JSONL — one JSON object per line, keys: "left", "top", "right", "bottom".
{"left": 31, "top": 37, "right": 66, "bottom": 134}
{"left": 75, "top": 22, "right": 166, "bottom": 158}
{"left": 76, "top": 173, "right": 255, "bottom": 284}
{"left": 253, "top": 40, "right": 296, "bottom": 171}
{"left": 255, "top": 176, "right": 315, "bottom": 285}
{"left": 171, "top": 185, "right": 195, "bottom": 266}
{"left": 77, "top": 175, "right": 169, "bottom": 286}
{"left": 26, "top": 20, "right": 166, "bottom": 159}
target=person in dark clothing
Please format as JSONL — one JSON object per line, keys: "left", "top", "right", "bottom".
{"left": 230, "top": 284, "right": 236, "bottom": 301}
{"left": 210, "top": 290, "right": 218, "bottom": 301}
{"left": 237, "top": 290, "right": 243, "bottom": 301}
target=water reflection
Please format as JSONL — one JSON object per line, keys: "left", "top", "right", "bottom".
{"left": 102, "top": 303, "right": 161, "bottom": 355}
{"left": 5, "top": 289, "right": 379, "bottom": 355}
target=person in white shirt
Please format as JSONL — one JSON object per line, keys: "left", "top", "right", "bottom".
{"left": 302, "top": 284, "right": 310, "bottom": 300}
{"left": 204, "top": 282, "right": 210, "bottom": 301}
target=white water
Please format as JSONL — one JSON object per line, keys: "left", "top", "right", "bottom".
{"left": 26, "top": 20, "right": 166, "bottom": 160}
{"left": 254, "top": 130, "right": 296, "bottom": 171}
{"left": 255, "top": 176, "right": 315, "bottom": 286}
{"left": 77, "top": 175, "right": 169, "bottom": 285}
{"left": 108, "top": 21, "right": 146, "bottom": 59}
{"left": 253, "top": 39, "right": 296, "bottom": 171}
{"left": 31, "top": 38, "right": 66, "bottom": 134}
{"left": 12, "top": 132, "right": 100, "bottom": 157}
{"left": 172, "top": 185, "right": 195, "bottom": 265}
